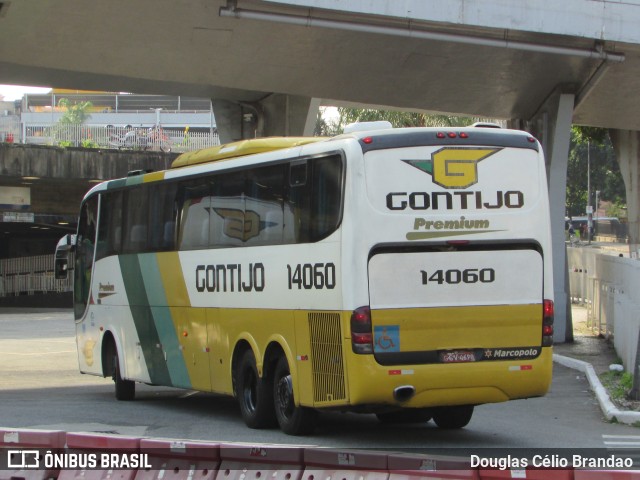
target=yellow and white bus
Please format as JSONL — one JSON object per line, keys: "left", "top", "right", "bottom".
{"left": 56, "top": 123, "right": 554, "bottom": 435}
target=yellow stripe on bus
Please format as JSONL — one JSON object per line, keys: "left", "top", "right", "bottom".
{"left": 155, "top": 253, "right": 211, "bottom": 390}
{"left": 171, "top": 137, "right": 326, "bottom": 168}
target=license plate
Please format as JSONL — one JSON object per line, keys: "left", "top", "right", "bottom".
{"left": 440, "top": 350, "right": 476, "bottom": 363}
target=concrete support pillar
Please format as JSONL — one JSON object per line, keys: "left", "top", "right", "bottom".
{"left": 526, "top": 91, "right": 575, "bottom": 343}
{"left": 610, "top": 129, "right": 640, "bottom": 258}
{"left": 211, "top": 99, "right": 244, "bottom": 143}
{"left": 212, "top": 95, "right": 320, "bottom": 143}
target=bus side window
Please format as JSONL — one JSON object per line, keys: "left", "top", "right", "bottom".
{"left": 287, "top": 160, "right": 311, "bottom": 243}
{"left": 74, "top": 195, "right": 98, "bottom": 319}
{"left": 177, "top": 180, "right": 212, "bottom": 250}
{"left": 244, "top": 164, "right": 285, "bottom": 246}
{"left": 310, "top": 155, "right": 343, "bottom": 240}
{"left": 287, "top": 154, "right": 343, "bottom": 243}
{"left": 289, "top": 161, "right": 307, "bottom": 187}
{"left": 122, "top": 187, "right": 150, "bottom": 254}
{"left": 96, "top": 191, "right": 123, "bottom": 260}
{"left": 209, "top": 171, "right": 245, "bottom": 248}
{"left": 149, "top": 183, "right": 178, "bottom": 252}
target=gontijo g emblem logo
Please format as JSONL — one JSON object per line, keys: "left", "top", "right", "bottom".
{"left": 403, "top": 147, "right": 501, "bottom": 189}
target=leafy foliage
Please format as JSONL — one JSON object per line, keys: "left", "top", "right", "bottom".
{"left": 566, "top": 127, "right": 625, "bottom": 217}
{"left": 57, "top": 98, "right": 93, "bottom": 124}
{"left": 316, "top": 107, "right": 494, "bottom": 136}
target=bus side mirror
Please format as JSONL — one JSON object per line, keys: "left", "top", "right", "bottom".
{"left": 54, "top": 234, "right": 76, "bottom": 280}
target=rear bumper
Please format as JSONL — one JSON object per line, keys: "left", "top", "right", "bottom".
{"left": 341, "top": 346, "right": 552, "bottom": 409}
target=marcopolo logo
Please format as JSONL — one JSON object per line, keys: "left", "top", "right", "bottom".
{"left": 403, "top": 147, "right": 501, "bottom": 189}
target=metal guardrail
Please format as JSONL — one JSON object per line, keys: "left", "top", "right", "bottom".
{"left": 567, "top": 246, "right": 640, "bottom": 370}
{"left": 0, "top": 253, "right": 73, "bottom": 297}
{"left": 1, "top": 123, "right": 221, "bottom": 153}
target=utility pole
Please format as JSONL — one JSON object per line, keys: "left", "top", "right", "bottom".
{"left": 586, "top": 141, "right": 593, "bottom": 245}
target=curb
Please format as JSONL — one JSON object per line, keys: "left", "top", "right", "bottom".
{"left": 554, "top": 354, "right": 640, "bottom": 425}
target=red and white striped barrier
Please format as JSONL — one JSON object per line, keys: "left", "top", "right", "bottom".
{"left": 479, "top": 467, "right": 573, "bottom": 479}
{"left": 0, "top": 428, "right": 66, "bottom": 480}
{"left": 303, "top": 448, "right": 389, "bottom": 480}
{"left": 58, "top": 432, "right": 141, "bottom": 480}
{"left": 1, "top": 428, "right": 639, "bottom": 480}
{"left": 134, "top": 438, "right": 220, "bottom": 480}
{"left": 217, "top": 443, "right": 305, "bottom": 480}
{"left": 573, "top": 470, "right": 640, "bottom": 479}
{"left": 388, "top": 452, "right": 479, "bottom": 480}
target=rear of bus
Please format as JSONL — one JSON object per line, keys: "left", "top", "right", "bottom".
{"left": 342, "top": 126, "right": 553, "bottom": 426}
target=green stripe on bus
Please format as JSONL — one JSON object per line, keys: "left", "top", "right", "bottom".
{"left": 106, "top": 179, "right": 127, "bottom": 190}
{"left": 139, "top": 253, "right": 192, "bottom": 389}
{"left": 125, "top": 175, "right": 145, "bottom": 187}
{"left": 118, "top": 254, "right": 172, "bottom": 386}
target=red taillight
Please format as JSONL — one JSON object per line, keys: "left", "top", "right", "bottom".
{"left": 447, "top": 132, "right": 457, "bottom": 138}
{"left": 459, "top": 132, "right": 469, "bottom": 139}
{"left": 542, "top": 299, "right": 554, "bottom": 346}
{"left": 362, "top": 136, "right": 373, "bottom": 144}
{"left": 351, "top": 306, "right": 373, "bottom": 354}
{"left": 446, "top": 240, "right": 470, "bottom": 246}
{"left": 436, "top": 132, "right": 446, "bottom": 139}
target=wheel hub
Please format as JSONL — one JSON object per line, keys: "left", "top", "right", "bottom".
{"left": 276, "top": 374, "right": 294, "bottom": 417}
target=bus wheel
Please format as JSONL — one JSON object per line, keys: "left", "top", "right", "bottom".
{"left": 112, "top": 353, "right": 135, "bottom": 401}
{"left": 432, "top": 405, "right": 474, "bottom": 429}
{"left": 376, "top": 409, "right": 432, "bottom": 424}
{"left": 273, "top": 356, "right": 317, "bottom": 435}
{"left": 236, "top": 350, "right": 276, "bottom": 429}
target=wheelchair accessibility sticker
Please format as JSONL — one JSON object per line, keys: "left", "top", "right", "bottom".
{"left": 374, "top": 325, "right": 400, "bottom": 352}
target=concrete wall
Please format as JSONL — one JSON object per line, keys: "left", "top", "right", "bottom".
{"left": 567, "top": 248, "right": 640, "bottom": 369}
{"left": 0, "top": 143, "right": 177, "bottom": 216}
{"left": 0, "top": 144, "right": 179, "bottom": 258}
{"left": 0, "top": 143, "right": 177, "bottom": 181}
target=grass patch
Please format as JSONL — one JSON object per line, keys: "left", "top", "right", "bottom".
{"left": 601, "top": 370, "right": 634, "bottom": 400}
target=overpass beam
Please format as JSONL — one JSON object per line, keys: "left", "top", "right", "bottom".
{"left": 610, "top": 130, "right": 640, "bottom": 258}
{"left": 212, "top": 95, "right": 320, "bottom": 143}
{"left": 524, "top": 90, "right": 576, "bottom": 343}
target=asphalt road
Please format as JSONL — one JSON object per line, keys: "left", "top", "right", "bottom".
{"left": 0, "top": 308, "right": 637, "bottom": 455}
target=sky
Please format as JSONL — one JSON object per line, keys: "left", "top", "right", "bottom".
{"left": 0, "top": 84, "right": 51, "bottom": 101}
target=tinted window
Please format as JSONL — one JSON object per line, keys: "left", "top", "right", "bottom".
{"left": 288, "top": 154, "right": 343, "bottom": 243}
{"left": 122, "top": 187, "right": 149, "bottom": 254}
{"left": 149, "top": 183, "right": 178, "bottom": 251}
{"left": 244, "top": 164, "right": 285, "bottom": 246}
{"left": 74, "top": 195, "right": 98, "bottom": 319}
{"left": 92, "top": 153, "right": 344, "bottom": 256}
{"left": 178, "top": 179, "right": 211, "bottom": 250}
{"left": 96, "top": 191, "right": 123, "bottom": 260}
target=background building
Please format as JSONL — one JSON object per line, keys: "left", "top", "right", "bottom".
{"left": 1, "top": 90, "right": 219, "bottom": 151}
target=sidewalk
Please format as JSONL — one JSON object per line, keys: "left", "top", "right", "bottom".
{"left": 554, "top": 305, "right": 619, "bottom": 375}
{"left": 554, "top": 304, "right": 640, "bottom": 425}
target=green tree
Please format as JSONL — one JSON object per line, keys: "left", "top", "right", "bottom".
{"left": 54, "top": 98, "right": 93, "bottom": 147}
{"left": 566, "top": 127, "right": 625, "bottom": 218}
{"left": 317, "top": 107, "right": 495, "bottom": 135}
{"left": 57, "top": 98, "right": 93, "bottom": 124}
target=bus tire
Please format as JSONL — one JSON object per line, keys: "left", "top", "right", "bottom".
{"left": 273, "top": 356, "right": 317, "bottom": 435}
{"left": 113, "top": 353, "right": 135, "bottom": 401}
{"left": 236, "top": 350, "right": 277, "bottom": 429}
{"left": 376, "top": 409, "right": 432, "bottom": 424}
{"left": 432, "top": 405, "right": 474, "bottom": 429}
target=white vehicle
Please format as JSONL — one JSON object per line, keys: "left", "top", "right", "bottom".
{"left": 56, "top": 124, "right": 554, "bottom": 435}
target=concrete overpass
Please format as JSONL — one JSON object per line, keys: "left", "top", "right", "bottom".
{"left": 3, "top": 0, "right": 640, "bottom": 341}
